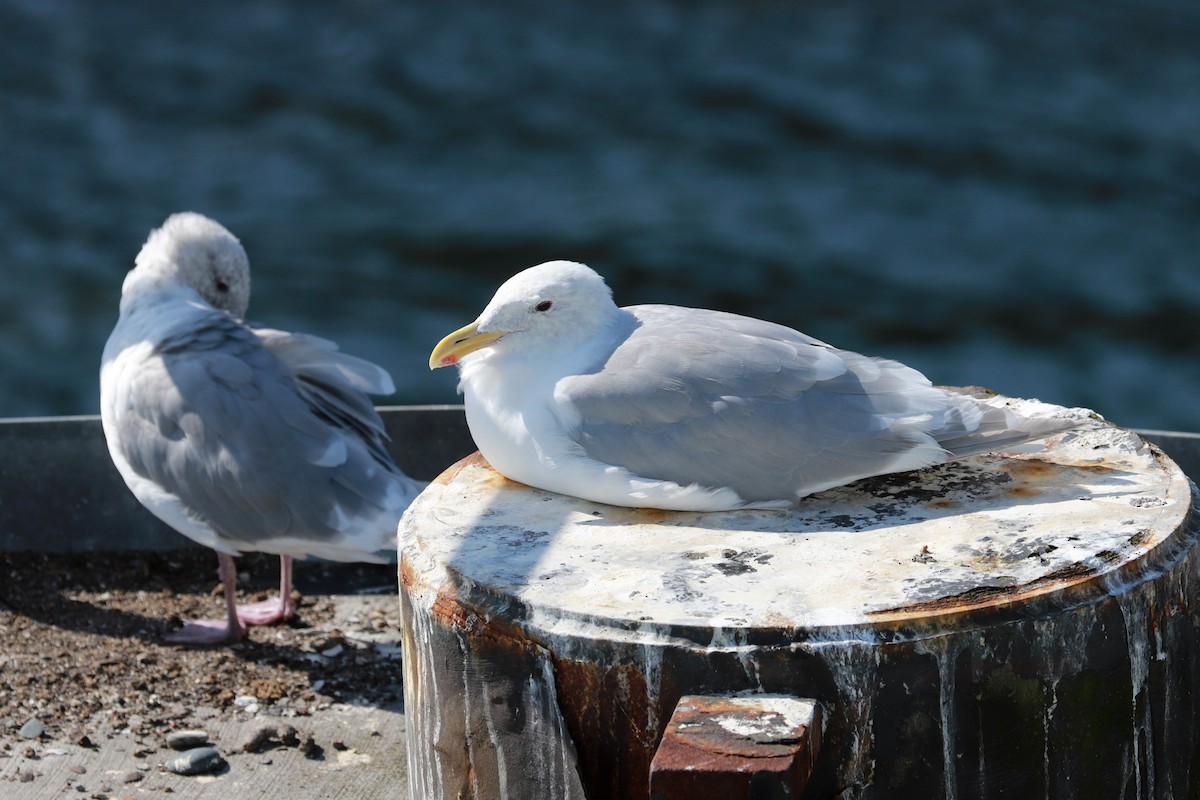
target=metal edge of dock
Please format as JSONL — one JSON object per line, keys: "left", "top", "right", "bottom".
{"left": 0, "top": 407, "right": 1195, "bottom": 553}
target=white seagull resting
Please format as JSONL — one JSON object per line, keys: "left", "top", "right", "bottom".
{"left": 430, "top": 260, "right": 1076, "bottom": 511}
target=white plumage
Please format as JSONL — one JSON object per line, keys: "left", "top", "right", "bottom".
{"left": 101, "top": 212, "right": 423, "bottom": 643}
{"left": 431, "top": 260, "right": 1077, "bottom": 511}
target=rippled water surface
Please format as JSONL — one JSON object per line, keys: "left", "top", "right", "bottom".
{"left": 2, "top": 0, "right": 1197, "bottom": 430}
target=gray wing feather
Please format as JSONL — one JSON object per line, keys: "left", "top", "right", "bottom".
{"left": 256, "top": 328, "right": 394, "bottom": 463}
{"left": 562, "top": 305, "right": 955, "bottom": 502}
{"left": 255, "top": 328, "right": 394, "bottom": 394}
{"left": 112, "top": 311, "right": 406, "bottom": 557}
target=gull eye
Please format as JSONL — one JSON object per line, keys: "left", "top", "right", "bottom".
{"left": 534, "top": 300, "right": 553, "bottom": 312}
{"left": 215, "top": 279, "right": 230, "bottom": 294}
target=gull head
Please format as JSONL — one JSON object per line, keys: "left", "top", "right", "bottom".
{"left": 129, "top": 212, "right": 251, "bottom": 317}
{"left": 430, "top": 260, "right": 617, "bottom": 369}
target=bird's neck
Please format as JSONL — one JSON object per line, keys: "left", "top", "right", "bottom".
{"left": 459, "top": 307, "right": 636, "bottom": 403}
{"left": 107, "top": 281, "right": 219, "bottom": 361}
{"left": 117, "top": 270, "right": 200, "bottom": 316}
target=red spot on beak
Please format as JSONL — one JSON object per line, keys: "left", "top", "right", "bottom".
{"left": 441, "top": 354, "right": 459, "bottom": 367}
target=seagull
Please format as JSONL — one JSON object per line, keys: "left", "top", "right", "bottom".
{"left": 101, "top": 212, "right": 423, "bottom": 644}
{"left": 430, "top": 260, "right": 1077, "bottom": 511}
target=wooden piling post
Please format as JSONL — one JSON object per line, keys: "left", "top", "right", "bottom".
{"left": 400, "top": 402, "right": 1200, "bottom": 799}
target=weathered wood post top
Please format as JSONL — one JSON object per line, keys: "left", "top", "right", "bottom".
{"left": 400, "top": 401, "right": 1200, "bottom": 799}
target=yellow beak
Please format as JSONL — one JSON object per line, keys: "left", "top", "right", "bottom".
{"left": 429, "top": 321, "right": 505, "bottom": 369}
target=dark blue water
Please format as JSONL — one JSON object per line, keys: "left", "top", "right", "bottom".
{"left": 2, "top": 0, "right": 1198, "bottom": 430}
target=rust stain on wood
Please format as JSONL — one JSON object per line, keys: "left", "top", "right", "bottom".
{"left": 552, "top": 655, "right": 660, "bottom": 800}
{"left": 430, "top": 450, "right": 519, "bottom": 489}
{"left": 867, "top": 561, "right": 1097, "bottom": 617}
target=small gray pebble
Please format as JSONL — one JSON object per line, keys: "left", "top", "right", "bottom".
{"left": 18, "top": 719, "right": 44, "bottom": 739}
{"left": 166, "top": 730, "right": 210, "bottom": 750}
{"left": 166, "top": 746, "right": 224, "bottom": 776}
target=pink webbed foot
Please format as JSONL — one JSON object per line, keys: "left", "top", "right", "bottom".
{"left": 235, "top": 596, "right": 292, "bottom": 627}
{"left": 163, "top": 551, "right": 250, "bottom": 645}
{"left": 236, "top": 555, "right": 296, "bottom": 626}
{"left": 164, "top": 618, "right": 246, "bottom": 645}
{"left": 167, "top": 553, "right": 296, "bottom": 643}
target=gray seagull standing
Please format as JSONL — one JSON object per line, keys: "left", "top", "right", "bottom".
{"left": 101, "top": 212, "right": 422, "bottom": 644}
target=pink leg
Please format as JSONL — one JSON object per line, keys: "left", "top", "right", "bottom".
{"left": 165, "top": 552, "right": 247, "bottom": 645}
{"left": 234, "top": 555, "right": 295, "bottom": 626}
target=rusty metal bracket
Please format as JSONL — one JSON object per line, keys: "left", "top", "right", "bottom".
{"left": 649, "top": 694, "right": 822, "bottom": 799}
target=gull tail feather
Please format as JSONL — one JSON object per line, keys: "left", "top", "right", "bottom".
{"left": 934, "top": 392, "right": 1082, "bottom": 458}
